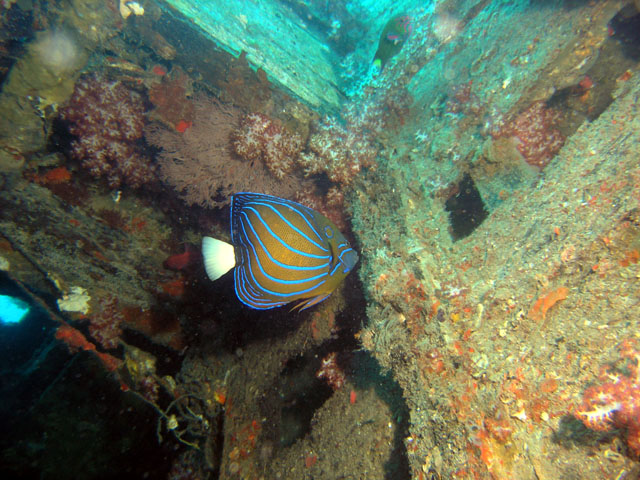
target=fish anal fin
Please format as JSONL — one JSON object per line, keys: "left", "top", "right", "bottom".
{"left": 291, "top": 293, "right": 331, "bottom": 312}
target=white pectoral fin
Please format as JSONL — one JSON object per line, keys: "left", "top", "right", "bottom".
{"left": 202, "top": 237, "right": 236, "bottom": 281}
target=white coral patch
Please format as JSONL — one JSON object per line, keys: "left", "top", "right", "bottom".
{"left": 120, "top": 0, "right": 144, "bottom": 19}
{"left": 57, "top": 286, "right": 91, "bottom": 315}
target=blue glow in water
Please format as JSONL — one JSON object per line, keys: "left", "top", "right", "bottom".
{"left": 0, "top": 294, "right": 30, "bottom": 324}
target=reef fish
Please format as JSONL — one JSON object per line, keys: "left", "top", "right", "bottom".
{"left": 373, "top": 14, "right": 414, "bottom": 73}
{"left": 202, "top": 192, "right": 358, "bottom": 310}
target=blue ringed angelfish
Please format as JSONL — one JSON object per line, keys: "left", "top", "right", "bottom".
{"left": 202, "top": 192, "right": 359, "bottom": 310}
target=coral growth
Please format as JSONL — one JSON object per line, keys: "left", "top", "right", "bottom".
{"left": 147, "top": 93, "right": 240, "bottom": 208}
{"left": 493, "top": 101, "right": 565, "bottom": 169}
{"left": 295, "top": 186, "right": 348, "bottom": 232}
{"left": 55, "top": 324, "right": 122, "bottom": 372}
{"left": 232, "top": 112, "right": 304, "bottom": 179}
{"left": 446, "top": 81, "right": 483, "bottom": 116}
{"left": 30, "top": 166, "right": 72, "bottom": 185}
{"left": 316, "top": 352, "right": 345, "bottom": 390}
{"left": 148, "top": 94, "right": 310, "bottom": 209}
{"left": 217, "top": 51, "right": 273, "bottom": 112}
{"left": 148, "top": 67, "right": 195, "bottom": 130}
{"left": 85, "top": 295, "right": 124, "bottom": 350}
{"left": 231, "top": 111, "right": 368, "bottom": 214}
{"left": 124, "top": 345, "right": 159, "bottom": 403}
{"left": 575, "top": 340, "right": 640, "bottom": 456}
{"left": 55, "top": 324, "right": 96, "bottom": 352}
{"left": 61, "top": 73, "right": 154, "bottom": 188}
{"left": 299, "top": 118, "right": 378, "bottom": 186}
{"left": 528, "top": 286, "right": 568, "bottom": 321}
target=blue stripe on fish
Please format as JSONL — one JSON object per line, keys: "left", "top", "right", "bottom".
{"left": 235, "top": 269, "right": 283, "bottom": 309}
{"left": 242, "top": 203, "right": 330, "bottom": 258}
{"left": 250, "top": 199, "right": 327, "bottom": 249}
{"left": 238, "top": 216, "right": 330, "bottom": 285}
{"left": 239, "top": 210, "right": 331, "bottom": 267}
{"left": 236, "top": 228, "right": 328, "bottom": 296}
{"left": 218, "top": 192, "right": 359, "bottom": 310}
{"left": 238, "top": 236, "right": 329, "bottom": 296}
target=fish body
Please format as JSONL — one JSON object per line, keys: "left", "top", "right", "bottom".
{"left": 202, "top": 193, "right": 358, "bottom": 310}
{"left": 373, "top": 15, "right": 414, "bottom": 73}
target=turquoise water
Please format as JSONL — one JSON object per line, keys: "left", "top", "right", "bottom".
{"left": 0, "top": 294, "right": 29, "bottom": 324}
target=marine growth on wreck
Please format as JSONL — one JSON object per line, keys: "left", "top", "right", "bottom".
{"left": 1, "top": 0, "right": 640, "bottom": 479}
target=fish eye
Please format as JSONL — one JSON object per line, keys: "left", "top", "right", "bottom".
{"left": 324, "top": 226, "right": 333, "bottom": 238}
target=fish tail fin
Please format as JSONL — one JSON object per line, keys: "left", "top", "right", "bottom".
{"left": 202, "top": 237, "right": 236, "bottom": 281}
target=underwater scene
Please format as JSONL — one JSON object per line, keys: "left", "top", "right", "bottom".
{"left": 1, "top": 0, "right": 640, "bottom": 479}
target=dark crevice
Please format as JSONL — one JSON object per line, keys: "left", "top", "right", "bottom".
{"left": 445, "top": 173, "right": 488, "bottom": 240}
{"left": 609, "top": 5, "right": 640, "bottom": 61}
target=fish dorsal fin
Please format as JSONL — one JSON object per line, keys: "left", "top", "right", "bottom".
{"left": 202, "top": 237, "right": 236, "bottom": 281}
